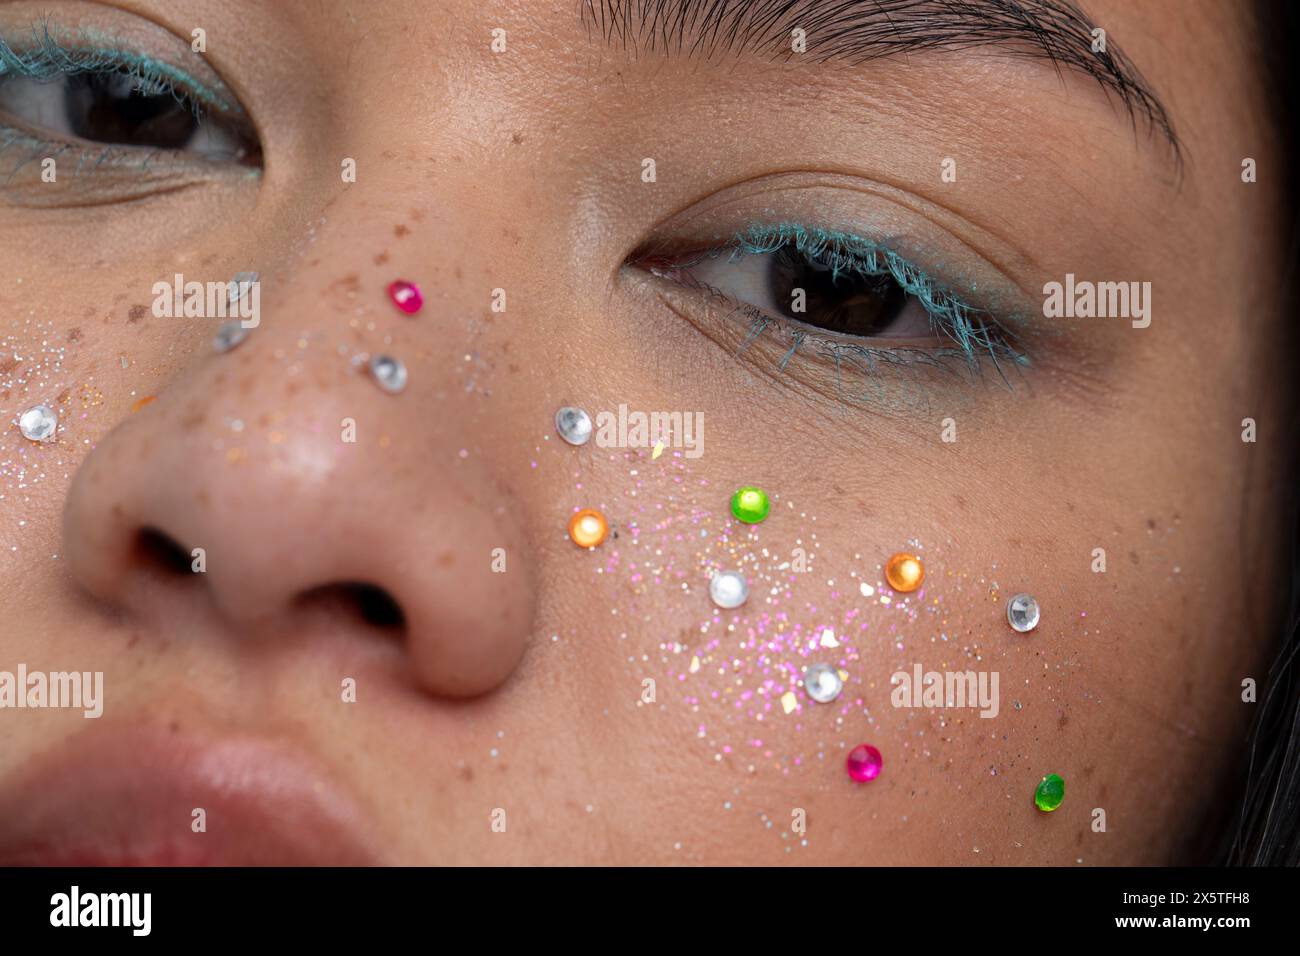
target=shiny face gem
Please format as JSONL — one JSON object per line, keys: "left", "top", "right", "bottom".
{"left": 709, "top": 570, "right": 749, "bottom": 609}
{"left": 846, "top": 743, "right": 883, "bottom": 782}
{"left": 18, "top": 403, "right": 57, "bottom": 442}
{"left": 213, "top": 320, "right": 250, "bottom": 353}
{"left": 884, "top": 552, "right": 924, "bottom": 592}
{"left": 729, "top": 486, "right": 770, "bottom": 524}
{"left": 568, "top": 508, "right": 609, "bottom": 548}
{"left": 368, "top": 355, "right": 408, "bottom": 394}
{"left": 804, "top": 663, "right": 843, "bottom": 703}
{"left": 227, "top": 271, "right": 258, "bottom": 305}
{"left": 554, "top": 406, "right": 593, "bottom": 446}
{"left": 387, "top": 280, "right": 423, "bottom": 315}
{"left": 1034, "top": 773, "right": 1065, "bottom": 811}
{"left": 1007, "top": 593, "right": 1040, "bottom": 632}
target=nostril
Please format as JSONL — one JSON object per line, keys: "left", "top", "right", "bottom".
{"left": 296, "top": 583, "right": 406, "bottom": 632}
{"left": 134, "top": 528, "right": 194, "bottom": 576}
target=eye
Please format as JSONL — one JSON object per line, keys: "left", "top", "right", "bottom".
{"left": 0, "top": 68, "right": 258, "bottom": 164}
{"left": 645, "top": 243, "right": 937, "bottom": 340}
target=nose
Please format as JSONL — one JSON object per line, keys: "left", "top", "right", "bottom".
{"left": 62, "top": 316, "right": 537, "bottom": 699}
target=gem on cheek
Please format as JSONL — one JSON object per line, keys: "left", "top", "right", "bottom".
{"left": 568, "top": 508, "right": 609, "bottom": 548}
{"left": 213, "top": 320, "right": 250, "bottom": 354}
{"left": 846, "top": 744, "right": 883, "bottom": 782}
{"left": 729, "top": 486, "right": 770, "bottom": 524}
{"left": 1034, "top": 773, "right": 1065, "bottom": 811}
{"left": 708, "top": 570, "right": 749, "bottom": 609}
{"left": 1007, "top": 593, "right": 1040, "bottom": 632}
{"left": 554, "top": 406, "right": 593, "bottom": 446}
{"left": 387, "top": 280, "right": 423, "bottom": 315}
{"left": 18, "top": 403, "right": 58, "bottom": 442}
{"left": 368, "top": 355, "right": 408, "bottom": 394}
{"left": 803, "top": 663, "right": 843, "bottom": 703}
{"left": 884, "top": 552, "right": 924, "bottom": 592}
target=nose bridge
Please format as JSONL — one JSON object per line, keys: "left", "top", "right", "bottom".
{"left": 60, "top": 211, "right": 539, "bottom": 698}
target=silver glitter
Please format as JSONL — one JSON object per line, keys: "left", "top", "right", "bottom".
{"left": 554, "top": 406, "right": 593, "bottom": 446}
{"left": 369, "top": 354, "right": 407, "bottom": 394}
{"left": 18, "top": 403, "right": 57, "bottom": 442}
{"left": 709, "top": 570, "right": 748, "bottom": 609}
{"left": 803, "top": 663, "right": 843, "bottom": 704}
{"left": 213, "top": 320, "right": 250, "bottom": 353}
{"left": 1007, "top": 593, "right": 1040, "bottom": 633}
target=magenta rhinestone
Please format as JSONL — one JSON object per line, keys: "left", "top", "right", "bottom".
{"left": 846, "top": 744, "right": 883, "bottom": 782}
{"left": 387, "top": 280, "right": 423, "bottom": 315}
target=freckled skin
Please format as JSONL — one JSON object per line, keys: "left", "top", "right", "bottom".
{"left": 0, "top": 0, "right": 1289, "bottom": 864}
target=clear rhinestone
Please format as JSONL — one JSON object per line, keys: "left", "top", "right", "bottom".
{"left": 369, "top": 354, "right": 407, "bottom": 394}
{"left": 213, "top": 320, "right": 250, "bottom": 353}
{"left": 227, "top": 271, "right": 258, "bottom": 305}
{"left": 804, "top": 663, "right": 843, "bottom": 704}
{"left": 555, "top": 406, "right": 593, "bottom": 446}
{"left": 1007, "top": 593, "right": 1040, "bottom": 633}
{"left": 709, "top": 570, "right": 748, "bottom": 609}
{"left": 18, "top": 403, "right": 57, "bottom": 442}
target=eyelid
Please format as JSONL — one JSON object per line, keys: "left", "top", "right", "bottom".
{"left": 0, "top": 16, "right": 248, "bottom": 122}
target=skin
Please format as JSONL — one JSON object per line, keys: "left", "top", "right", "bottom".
{"left": 0, "top": 0, "right": 1288, "bottom": 864}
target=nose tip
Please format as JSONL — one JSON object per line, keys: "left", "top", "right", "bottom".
{"left": 61, "top": 347, "right": 537, "bottom": 699}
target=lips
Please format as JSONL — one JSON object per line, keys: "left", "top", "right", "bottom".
{"left": 0, "top": 726, "right": 382, "bottom": 865}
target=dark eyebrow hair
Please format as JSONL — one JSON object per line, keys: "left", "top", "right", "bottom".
{"left": 579, "top": 0, "right": 1181, "bottom": 164}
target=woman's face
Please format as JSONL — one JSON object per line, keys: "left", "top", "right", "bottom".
{"left": 0, "top": 0, "right": 1286, "bottom": 864}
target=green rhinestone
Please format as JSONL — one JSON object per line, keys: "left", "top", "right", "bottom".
{"left": 1034, "top": 773, "right": 1065, "bottom": 812}
{"left": 730, "top": 486, "right": 771, "bottom": 524}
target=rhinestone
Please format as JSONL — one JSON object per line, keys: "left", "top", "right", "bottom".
{"left": 18, "top": 403, "right": 57, "bottom": 442}
{"left": 846, "top": 744, "right": 883, "bottom": 782}
{"left": 804, "top": 663, "right": 843, "bottom": 704}
{"left": 885, "top": 552, "right": 924, "bottom": 592}
{"left": 1034, "top": 773, "right": 1065, "bottom": 811}
{"left": 730, "top": 486, "right": 770, "bottom": 524}
{"left": 568, "top": 508, "right": 609, "bottom": 548}
{"left": 709, "top": 570, "right": 748, "bottom": 609}
{"left": 227, "top": 271, "right": 258, "bottom": 305}
{"left": 1007, "top": 593, "right": 1040, "bottom": 633}
{"left": 555, "top": 406, "right": 593, "bottom": 446}
{"left": 387, "top": 279, "right": 423, "bottom": 315}
{"left": 213, "top": 320, "right": 250, "bottom": 353}
{"left": 368, "top": 355, "right": 407, "bottom": 394}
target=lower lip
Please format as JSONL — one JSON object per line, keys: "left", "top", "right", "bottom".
{"left": 0, "top": 729, "right": 380, "bottom": 866}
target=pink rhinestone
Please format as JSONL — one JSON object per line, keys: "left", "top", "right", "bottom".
{"left": 846, "top": 744, "right": 882, "bottom": 782}
{"left": 387, "top": 280, "right": 423, "bottom": 315}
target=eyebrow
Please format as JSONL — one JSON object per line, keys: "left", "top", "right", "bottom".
{"left": 580, "top": 0, "right": 1181, "bottom": 162}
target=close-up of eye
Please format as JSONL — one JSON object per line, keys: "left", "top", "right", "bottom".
{"left": 0, "top": 0, "right": 1297, "bottom": 943}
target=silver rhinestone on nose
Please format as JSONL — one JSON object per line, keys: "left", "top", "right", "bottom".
{"left": 368, "top": 355, "right": 408, "bottom": 394}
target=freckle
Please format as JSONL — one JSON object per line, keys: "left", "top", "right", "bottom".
{"left": 1057, "top": 714, "right": 1068, "bottom": 729}
{"left": 82, "top": 306, "right": 95, "bottom": 318}
{"left": 510, "top": 131, "right": 524, "bottom": 145}
{"left": 196, "top": 489, "right": 210, "bottom": 506}
{"left": 328, "top": 273, "right": 360, "bottom": 296}
{"left": 128, "top": 304, "right": 147, "bottom": 322}
{"left": 114, "top": 293, "right": 126, "bottom": 302}
{"left": 394, "top": 223, "right": 410, "bottom": 238}
{"left": 459, "top": 765, "right": 473, "bottom": 782}
{"left": 508, "top": 363, "right": 520, "bottom": 374}
{"left": 67, "top": 327, "right": 82, "bottom": 342}
{"left": 1083, "top": 765, "right": 1095, "bottom": 779}
{"left": 1129, "top": 551, "right": 1139, "bottom": 564}
{"left": 215, "top": 372, "right": 227, "bottom": 385}
{"left": 374, "top": 251, "right": 390, "bottom": 266}
{"left": 287, "top": 382, "right": 300, "bottom": 396}
{"left": 240, "top": 375, "right": 256, "bottom": 395}
{"left": 0, "top": 355, "right": 17, "bottom": 374}
{"left": 1146, "top": 518, "right": 1157, "bottom": 530}
{"left": 381, "top": 149, "right": 395, "bottom": 160}
{"left": 169, "top": 720, "right": 181, "bottom": 733}
{"left": 258, "top": 413, "right": 270, "bottom": 427}
{"left": 437, "top": 551, "right": 455, "bottom": 567}
{"left": 56, "top": 388, "right": 71, "bottom": 404}
{"left": 182, "top": 411, "right": 206, "bottom": 430}
{"left": 410, "top": 208, "right": 424, "bottom": 222}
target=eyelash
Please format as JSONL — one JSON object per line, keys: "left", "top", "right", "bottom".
{"left": 0, "top": 21, "right": 239, "bottom": 174}
{"left": 645, "top": 222, "right": 1030, "bottom": 383}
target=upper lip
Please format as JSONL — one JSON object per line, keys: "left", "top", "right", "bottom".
{"left": 0, "top": 724, "right": 383, "bottom": 865}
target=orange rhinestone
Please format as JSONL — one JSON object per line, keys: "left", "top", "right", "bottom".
{"left": 568, "top": 508, "right": 609, "bottom": 549}
{"left": 131, "top": 395, "right": 157, "bottom": 413}
{"left": 884, "top": 552, "right": 924, "bottom": 592}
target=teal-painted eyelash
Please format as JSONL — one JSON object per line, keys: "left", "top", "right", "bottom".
{"left": 727, "top": 223, "right": 1028, "bottom": 372}
{"left": 0, "top": 22, "right": 228, "bottom": 114}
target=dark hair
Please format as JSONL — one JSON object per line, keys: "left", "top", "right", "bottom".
{"left": 1224, "top": 0, "right": 1300, "bottom": 866}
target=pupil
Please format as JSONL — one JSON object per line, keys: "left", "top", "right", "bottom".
{"left": 63, "top": 71, "right": 198, "bottom": 149}
{"left": 770, "top": 247, "right": 909, "bottom": 335}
